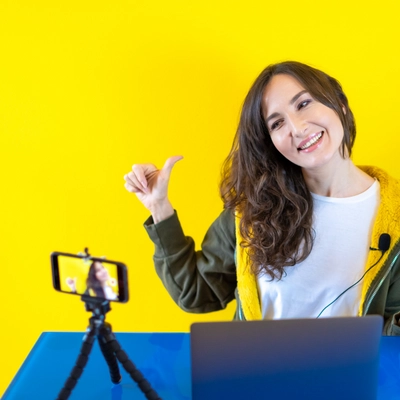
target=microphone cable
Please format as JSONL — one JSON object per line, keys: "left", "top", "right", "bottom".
{"left": 316, "top": 233, "right": 391, "bottom": 319}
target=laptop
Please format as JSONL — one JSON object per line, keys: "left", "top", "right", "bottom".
{"left": 190, "top": 316, "right": 383, "bottom": 400}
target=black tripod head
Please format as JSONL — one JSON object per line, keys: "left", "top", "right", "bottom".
{"left": 83, "top": 296, "right": 111, "bottom": 318}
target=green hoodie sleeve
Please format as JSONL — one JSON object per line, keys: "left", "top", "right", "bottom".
{"left": 144, "top": 209, "right": 237, "bottom": 313}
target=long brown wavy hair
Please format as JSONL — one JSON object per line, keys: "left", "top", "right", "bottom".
{"left": 220, "top": 61, "right": 356, "bottom": 280}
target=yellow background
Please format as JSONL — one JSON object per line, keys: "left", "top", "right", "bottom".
{"left": 1, "top": 0, "right": 399, "bottom": 395}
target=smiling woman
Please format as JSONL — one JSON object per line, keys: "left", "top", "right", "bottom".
{"left": 261, "top": 73, "right": 373, "bottom": 190}
{"left": 86, "top": 261, "right": 118, "bottom": 300}
{"left": 124, "top": 61, "right": 400, "bottom": 336}
{"left": 264, "top": 75, "right": 346, "bottom": 165}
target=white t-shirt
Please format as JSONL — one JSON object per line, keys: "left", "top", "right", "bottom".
{"left": 257, "top": 180, "right": 380, "bottom": 319}
{"left": 103, "top": 285, "right": 118, "bottom": 300}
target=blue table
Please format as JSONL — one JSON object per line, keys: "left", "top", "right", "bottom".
{"left": 3, "top": 332, "right": 191, "bottom": 400}
{"left": 3, "top": 332, "right": 400, "bottom": 399}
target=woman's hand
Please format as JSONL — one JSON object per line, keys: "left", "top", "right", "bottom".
{"left": 66, "top": 277, "right": 77, "bottom": 293}
{"left": 124, "top": 155, "right": 183, "bottom": 223}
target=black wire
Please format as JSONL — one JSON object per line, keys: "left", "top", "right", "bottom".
{"left": 316, "top": 252, "right": 385, "bottom": 319}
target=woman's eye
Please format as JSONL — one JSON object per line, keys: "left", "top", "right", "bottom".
{"left": 298, "top": 99, "right": 311, "bottom": 110}
{"left": 270, "top": 119, "right": 283, "bottom": 131}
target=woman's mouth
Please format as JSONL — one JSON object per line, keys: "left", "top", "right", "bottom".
{"left": 298, "top": 131, "right": 324, "bottom": 151}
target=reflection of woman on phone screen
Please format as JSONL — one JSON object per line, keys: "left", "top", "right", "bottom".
{"left": 86, "top": 261, "right": 118, "bottom": 300}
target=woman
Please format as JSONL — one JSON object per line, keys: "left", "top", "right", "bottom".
{"left": 86, "top": 260, "right": 118, "bottom": 301}
{"left": 124, "top": 61, "right": 400, "bottom": 335}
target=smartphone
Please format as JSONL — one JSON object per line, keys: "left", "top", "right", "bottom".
{"left": 51, "top": 251, "right": 129, "bottom": 303}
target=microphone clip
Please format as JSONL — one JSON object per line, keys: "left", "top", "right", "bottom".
{"left": 369, "top": 246, "right": 381, "bottom": 251}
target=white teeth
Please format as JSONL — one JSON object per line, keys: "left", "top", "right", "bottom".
{"left": 300, "top": 132, "right": 323, "bottom": 150}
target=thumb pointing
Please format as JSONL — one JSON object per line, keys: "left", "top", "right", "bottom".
{"left": 162, "top": 155, "right": 184, "bottom": 177}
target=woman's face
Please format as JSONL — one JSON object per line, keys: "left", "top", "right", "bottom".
{"left": 94, "top": 262, "right": 109, "bottom": 283}
{"left": 261, "top": 74, "right": 345, "bottom": 172}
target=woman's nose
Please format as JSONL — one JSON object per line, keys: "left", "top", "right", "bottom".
{"left": 287, "top": 114, "right": 307, "bottom": 137}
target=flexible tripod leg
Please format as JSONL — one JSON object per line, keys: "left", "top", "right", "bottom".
{"left": 56, "top": 298, "right": 161, "bottom": 399}
{"left": 99, "top": 325, "right": 162, "bottom": 400}
{"left": 56, "top": 327, "right": 96, "bottom": 400}
{"left": 97, "top": 329, "right": 121, "bottom": 384}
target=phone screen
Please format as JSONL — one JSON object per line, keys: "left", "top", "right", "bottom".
{"left": 52, "top": 252, "right": 128, "bottom": 302}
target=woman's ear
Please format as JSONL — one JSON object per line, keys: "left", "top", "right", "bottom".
{"left": 342, "top": 104, "right": 347, "bottom": 115}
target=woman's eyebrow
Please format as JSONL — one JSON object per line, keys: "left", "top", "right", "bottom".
{"left": 265, "top": 112, "right": 279, "bottom": 124}
{"left": 290, "top": 90, "right": 308, "bottom": 105}
{"left": 265, "top": 90, "right": 308, "bottom": 124}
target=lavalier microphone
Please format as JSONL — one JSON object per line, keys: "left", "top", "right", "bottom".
{"left": 370, "top": 233, "right": 391, "bottom": 252}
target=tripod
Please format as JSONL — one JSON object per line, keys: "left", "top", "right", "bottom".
{"left": 56, "top": 296, "right": 162, "bottom": 400}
